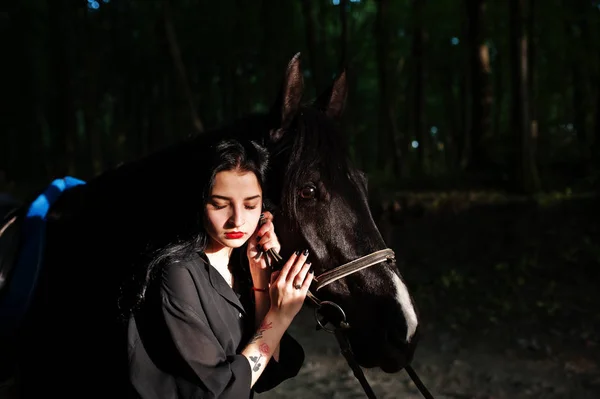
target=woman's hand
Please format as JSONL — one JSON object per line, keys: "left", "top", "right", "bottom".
{"left": 247, "top": 211, "right": 281, "bottom": 289}
{"left": 241, "top": 249, "right": 312, "bottom": 386}
{"left": 268, "top": 250, "right": 313, "bottom": 324}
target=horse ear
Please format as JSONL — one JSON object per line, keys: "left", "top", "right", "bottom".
{"left": 269, "top": 52, "right": 304, "bottom": 142}
{"left": 314, "top": 69, "right": 348, "bottom": 120}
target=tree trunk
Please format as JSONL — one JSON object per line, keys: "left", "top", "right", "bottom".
{"left": 528, "top": 0, "right": 539, "bottom": 181}
{"left": 492, "top": 50, "right": 503, "bottom": 141}
{"left": 594, "top": 76, "right": 600, "bottom": 167}
{"left": 164, "top": 0, "right": 203, "bottom": 133}
{"left": 48, "top": 0, "right": 78, "bottom": 177}
{"left": 300, "top": 0, "right": 321, "bottom": 93}
{"left": 568, "top": 0, "right": 592, "bottom": 171}
{"left": 411, "top": 0, "right": 426, "bottom": 174}
{"left": 459, "top": 61, "right": 469, "bottom": 169}
{"left": 509, "top": 0, "right": 540, "bottom": 193}
{"left": 594, "top": 30, "right": 600, "bottom": 168}
{"left": 466, "top": 0, "right": 493, "bottom": 171}
{"left": 375, "top": 0, "right": 403, "bottom": 176}
{"left": 375, "top": 0, "right": 390, "bottom": 173}
{"left": 440, "top": 65, "right": 460, "bottom": 172}
{"left": 339, "top": 0, "right": 349, "bottom": 68}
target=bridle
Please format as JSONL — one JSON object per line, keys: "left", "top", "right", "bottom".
{"left": 306, "top": 248, "right": 435, "bottom": 399}
{"left": 275, "top": 248, "right": 435, "bottom": 399}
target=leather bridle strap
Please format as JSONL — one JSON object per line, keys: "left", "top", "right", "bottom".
{"left": 405, "top": 364, "right": 435, "bottom": 399}
{"left": 335, "top": 325, "right": 435, "bottom": 399}
{"left": 333, "top": 326, "right": 434, "bottom": 399}
{"left": 306, "top": 248, "right": 435, "bottom": 399}
{"left": 304, "top": 248, "right": 395, "bottom": 308}
{"left": 313, "top": 248, "right": 396, "bottom": 291}
{"left": 267, "top": 247, "right": 435, "bottom": 399}
{"left": 330, "top": 308, "right": 435, "bottom": 399}
{"left": 333, "top": 328, "right": 377, "bottom": 399}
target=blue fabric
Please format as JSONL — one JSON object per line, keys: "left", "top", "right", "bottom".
{"left": 0, "top": 176, "right": 86, "bottom": 337}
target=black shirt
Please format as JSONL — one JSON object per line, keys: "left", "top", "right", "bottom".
{"left": 127, "top": 251, "right": 304, "bottom": 398}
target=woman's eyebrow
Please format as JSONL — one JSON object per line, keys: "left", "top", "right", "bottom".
{"left": 210, "top": 195, "right": 261, "bottom": 201}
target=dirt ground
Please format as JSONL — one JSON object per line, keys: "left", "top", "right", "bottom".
{"left": 258, "top": 193, "right": 600, "bottom": 399}
{"left": 256, "top": 307, "right": 600, "bottom": 399}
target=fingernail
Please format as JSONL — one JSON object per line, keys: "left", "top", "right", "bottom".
{"left": 303, "top": 249, "right": 309, "bottom": 256}
{"left": 295, "top": 250, "right": 301, "bottom": 255}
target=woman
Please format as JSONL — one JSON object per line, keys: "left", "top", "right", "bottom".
{"left": 125, "top": 139, "right": 313, "bottom": 398}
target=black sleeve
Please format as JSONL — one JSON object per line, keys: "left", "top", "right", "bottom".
{"left": 159, "top": 268, "right": 252, "bottom": 398}
{"left": 253, "top": 332, "right": 305, "bottom": 393}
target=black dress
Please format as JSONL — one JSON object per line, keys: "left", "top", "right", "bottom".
{"left": 127, "top": 251, "right": 305, "bottom": 398}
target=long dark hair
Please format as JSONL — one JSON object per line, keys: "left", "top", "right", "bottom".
{"left": 118, "top": 138, "right": 269, "bottom": 318}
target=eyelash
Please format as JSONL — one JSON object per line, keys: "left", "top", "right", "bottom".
{"left": 211, "top": 205, "right": 258, "bottom": 210}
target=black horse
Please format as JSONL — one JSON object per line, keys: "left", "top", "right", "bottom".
{"left": 0, "top": 54, "right": 421, "bottom": 397}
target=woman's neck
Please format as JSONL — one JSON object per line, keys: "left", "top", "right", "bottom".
{"left": 205, "top": 246, "right": 231, "bottom": 268}
{"left": 205, "top": 243, "right": 234, "bottom": 287}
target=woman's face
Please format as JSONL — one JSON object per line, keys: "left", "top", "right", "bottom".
{"left": 204, "top": 169, "right": 263, "bottom": 252}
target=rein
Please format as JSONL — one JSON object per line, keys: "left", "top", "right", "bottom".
{"left": 271, "top": 248, "right": 435, "bottom": 399}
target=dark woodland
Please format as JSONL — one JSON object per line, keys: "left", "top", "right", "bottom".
{"left": 1, "top": 1, "right": 599, "bottom": 398}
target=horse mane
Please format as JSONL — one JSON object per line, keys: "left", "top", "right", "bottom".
{"left": 272, "top": 104, "right": 360, "bottom": 223}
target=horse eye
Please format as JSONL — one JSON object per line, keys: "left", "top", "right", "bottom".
{"left": 299, "top": 186, "right": 316, "bottom": 199}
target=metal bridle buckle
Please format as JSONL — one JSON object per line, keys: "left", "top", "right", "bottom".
{"left": 314, "top": 300, "right": 349, "bottom": 333}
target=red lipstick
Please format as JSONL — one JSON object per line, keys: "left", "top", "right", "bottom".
{"left": 225, "top": 232, "right": 244, "bottom": 239}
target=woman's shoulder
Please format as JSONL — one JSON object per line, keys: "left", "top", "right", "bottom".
{"left": 158, "top": 252, "right": 209, "bottom": 301}
{"left": 161, "top": 251, "right": 207, "bottom": 271}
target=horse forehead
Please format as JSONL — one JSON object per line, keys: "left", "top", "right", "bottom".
{"left": 387, "top": 268, "right": 419, "bottom": 343}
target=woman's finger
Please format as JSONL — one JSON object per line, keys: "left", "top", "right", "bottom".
{"left": 270, "top": 270, "right": 280, "bottom": 284}
{"left": 257, "top": 230, "right": 272, "bottom": 247}
{"left": 256, "top": 212, "right": 274, "bottom": 236}
{"left": 259, "top": 234, "right": 281, "bottom": 254}
{"left": 293, "top": 262, "right": 311, "bottom": 289}
{"left": 277, "top": 251, "right": 299, "bottom": 281}
{"left": 287, "top": 249, "right": 309, "bottom": 283}
{"left": 300, "top": 270, "right": 314, "bottom": 293}
{"left": 256, "top": 222, "right": 273, "bottom": 239}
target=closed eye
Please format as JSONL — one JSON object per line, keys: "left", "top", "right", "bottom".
{"left": 245, "top": 200, "right": 261, "bottom": 210}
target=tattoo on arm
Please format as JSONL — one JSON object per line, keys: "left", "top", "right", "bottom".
{"left": 249, "top": 344, "right": 271, "bottom": 372}
{"left": 259, "top": 343, "right": 270, "bottom": 356}
{"left": 249, "top": 354, "right": 263, "bottom": 372}
{"left": 248, "top": 321, "right": 273, "bottom": 373}
{"left": 248, "top": 320, "right": 272, "bottom": 345}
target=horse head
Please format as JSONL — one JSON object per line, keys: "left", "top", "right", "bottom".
{"left": 258, "top": 54, "right": 420, "bottom": 373}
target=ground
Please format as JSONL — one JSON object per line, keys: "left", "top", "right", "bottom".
{"left": 256, "top": 307, "right": 600, "bottom": 399}
{"left": 257, "top": 192, "right": 600, "bottom": 399}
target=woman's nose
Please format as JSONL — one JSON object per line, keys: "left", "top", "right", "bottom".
{"left": 229, "top": 207, "right": 245, "bottom": 227}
